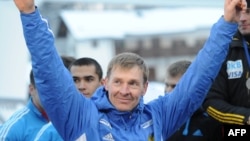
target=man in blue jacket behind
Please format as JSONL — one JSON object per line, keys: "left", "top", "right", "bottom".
{"left": 0, "top": 70, "right": 49, "bottom": 140}
{"left": 12, "top": 0, "right": 245, "bottom": 140}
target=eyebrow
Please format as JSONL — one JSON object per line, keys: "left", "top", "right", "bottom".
{"left": 73, "top": 75, "right": 95, "bottom": 78}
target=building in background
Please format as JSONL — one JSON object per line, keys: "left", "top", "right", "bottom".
{"left": 0, "top": 0, "right": 223, "bottom": 123}
{"left": 38, "top": 0, "right": 222, "bottom": 81}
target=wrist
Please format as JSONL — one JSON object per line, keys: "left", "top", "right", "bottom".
{"left": 20, "top": 6, "right": 36, "bottom": 14}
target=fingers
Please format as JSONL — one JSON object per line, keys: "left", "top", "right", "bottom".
{"left": 224, "top": 0, "right": 247, "bottom": 22}
{"left": 241, "top": 0, "right": 247, "bottom": 11}
{"left": 226, "top": 0, "right": 242, "bottom": 11}
{"left": 235, "top": 0, "right": 247, "bottom": 10}
{"left": 13, "top": 0, "right": 35, "bottom": 14}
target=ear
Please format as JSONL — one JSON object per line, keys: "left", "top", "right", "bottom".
{"left": 103, "top": 77, "right": 109, "bottom": 91}
{"left": 29, "top": 84, "right": 35, "bottom": 96}
{"left": 100, "top": 78, "right": 105, "bottom": 85}
{"left": 142, "top": 81, "right": 148, "bottom": 96}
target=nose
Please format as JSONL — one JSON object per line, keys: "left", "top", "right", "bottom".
{"left": 119, "top": 84, "right": 130, "bottom": 95}
{"left": 77, "top": 80, "right": 86, "bottom": 90}
{"left": 240, "top": 12, "right": 247, "bottom": 21}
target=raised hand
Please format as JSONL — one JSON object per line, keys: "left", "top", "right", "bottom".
{"left": 224, "top": 0, "right": 247, "bottom": 23}
{"left": 13, "top": 0, "right": 35, "bottom": 14}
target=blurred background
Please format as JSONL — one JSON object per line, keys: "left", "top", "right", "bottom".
{"left": 0, "top": 0, "right": 223, "bottom": 123}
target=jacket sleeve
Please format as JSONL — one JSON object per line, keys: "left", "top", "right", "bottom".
{"left": 203, "top": 60, "right": 250, "bottom": 125}
{"left": 20, "top": 7, "right": 98, "bottom": 140}
{"left": 153, "top": 16, "right": 238, "bottom": 140}
{"left": 34, "top": 123, "right": 63, "bottom": 141}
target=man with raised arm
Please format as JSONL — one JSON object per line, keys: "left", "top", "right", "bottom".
{"left": 12, "top": 0, "right": 245, "bottom": 140}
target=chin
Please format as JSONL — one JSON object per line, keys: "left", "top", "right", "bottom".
{"left": 116, "top": 105, "right": 132, "bottom": 112}
{"left": 241, "top": 30, "right": 250, "bottom": 36}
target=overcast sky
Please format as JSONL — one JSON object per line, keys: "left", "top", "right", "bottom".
{"left": 0, "top": 1, "right": 30, "bottom": 100}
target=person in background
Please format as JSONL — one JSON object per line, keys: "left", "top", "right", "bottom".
{"left": 61, "top": 55, "right": 76, "bottom": 69}
{"left": 0, "top": 70, "right": 49, "bottom": 140}
{"left": 69, "top": 57, "right": 104, "bottom": 97}
{"left": 166, "top": 60, "right": 222, "bottom": 141}
{"left": 34, "top": 57, "right": 103, "bottom": 141}
{"left": 26, "top": 55, "right": 76, "bottom": 101}
{"left": 164, "top": 60, "right": 191, "bottom": 93}
{"left": 13, "top": 0, "right": 244, "bottom": 140}
{"left": 0, "top": 55, "right": 76, "bottom": 141}
{"left": 203, "top": 0, "right": 250, "bottom": 136}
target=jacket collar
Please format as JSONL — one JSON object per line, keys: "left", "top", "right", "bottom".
{"left": 231, "top": 30, "right": 250, "bottom": 48}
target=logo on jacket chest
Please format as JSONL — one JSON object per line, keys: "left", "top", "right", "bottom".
{"left": 227, "top": 60, "right": 243, "bottom": 79}
{"left": 99, "top": 118, "right": 154, "bottom": 140}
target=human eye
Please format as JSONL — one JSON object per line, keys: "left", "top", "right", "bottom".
{"left": 73, "top": 77, "right": 80, "bottom": 83}
{"left": 129, "top": 81, "right": 139, "bottom": 88}
{"left": 86, "top": 77, "right": 94, "bottom": 82}
{"left": 113, "top": 80, "right": 121, "bottom": 85}
{"left": 166, "top": 83, "right": 176, "bottom": 89}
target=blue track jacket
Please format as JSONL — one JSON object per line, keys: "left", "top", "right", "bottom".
{"left": 34, "top": 122, "right": 63, "bottom": 141}
{"left": 20, "top": 8, "right": 237, "bottom": 141}
{"left": 0, "top": 99, "right": 48, "bottom": 140}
